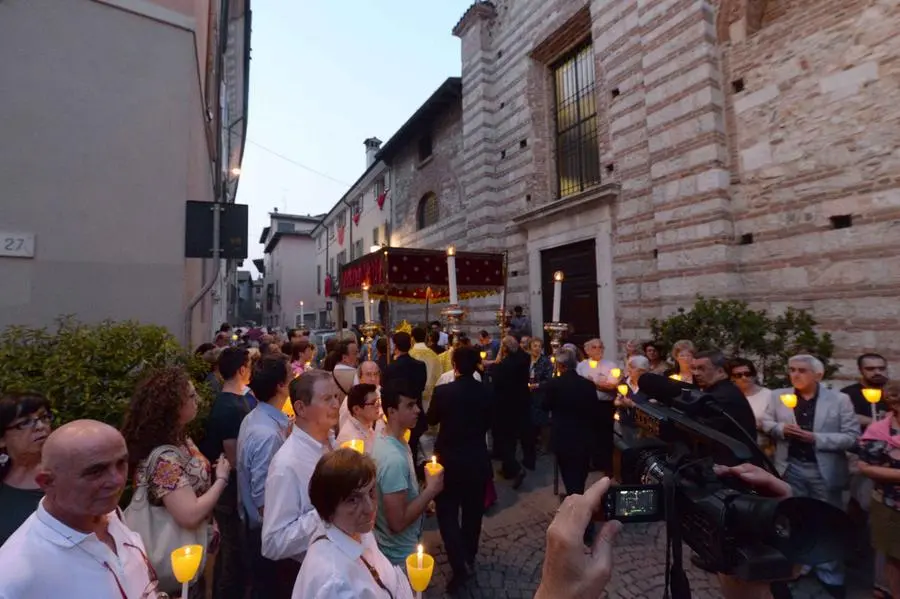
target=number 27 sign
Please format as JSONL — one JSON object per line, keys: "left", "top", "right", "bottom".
{"left": 0, "top": 232, "right": 35, "bottom": 258}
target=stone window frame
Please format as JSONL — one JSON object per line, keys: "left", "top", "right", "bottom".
{"left": 416, "top": 192, "right": 440, "bottom": 231}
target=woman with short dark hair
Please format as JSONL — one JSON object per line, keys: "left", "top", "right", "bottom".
{"left": 0, "top": 392, "right": 52, "bottom": 547}
{"left": 293, "top": 449, "right": 414, "bottom": 598}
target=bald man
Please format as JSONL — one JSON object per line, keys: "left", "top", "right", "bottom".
{"left": 339, "top": 360, "right": 382, "bottom": 431}
{"left": 0, "top": 420, "right": 156, "bottom": 599}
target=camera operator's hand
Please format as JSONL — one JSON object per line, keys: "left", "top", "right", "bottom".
{"left": 712, "top": 463, "right": 791, "bottom": 498}
{"left": 713, "top": 464, "right": 793, "bottom": 599}
{"left": 534, "top": 477, "right": 623, "bottom": 599}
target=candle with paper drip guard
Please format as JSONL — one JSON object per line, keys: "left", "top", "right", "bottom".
{"left": 863, "top": 388, "right": 882, "bottom": 420}
{"left": 780, "top": 393, "right": 798, "bottom": 409}
{"left": 480, "top": 351, "right": 487, "bottom": 360}
{"left": 171, "top": 544, "right": 204, "bottom": 599}
{"left": 425, "top": 455, "right": 443, "bottom": 476}
{"left": 446, "top": 246, "right": 458, "bottom": 305}
{"left": 361, "top": 283, "right": 371, "bottom": 322}
{"left": 340, "top": 439, "right": 365, "bottom": 454}
{"left": 617, "top": 384, "right": 629, "bottom": 397}
{"left": 669, "top": 373, "right": 682, "bottom": 382}
{"left": 551, "top": 271, "right": 564, "bottom": 322}
{"left": 610, "top": 367, "right": 621, "bottom": 380}
{"left": 406, "top": 544, "right": 435, "bottom": 597}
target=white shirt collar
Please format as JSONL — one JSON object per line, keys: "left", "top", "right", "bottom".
{"left": 292, "top": 424, "right": 335, "bottom": 451}
{"left": 335, "top": 363, "right": 356, "bottom": 371}
{"left": 323, "top": 524, "right": 364, "bottom": 560}
{"left": 34, "top": 500, "right": 100, "bottom": 548}
{"left": 412, "top": 342, "right": 428, "bottom": 350}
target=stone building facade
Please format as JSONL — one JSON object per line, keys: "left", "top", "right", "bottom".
{"left": 387, "top": 0, "right": 899, "bottom": 371}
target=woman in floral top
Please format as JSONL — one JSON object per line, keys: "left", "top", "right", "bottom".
{"left": 121, "top": 366, "right": 231, "bottom": 598}
{"left": 856, "top": 379, "right": 900, "bottom": 598}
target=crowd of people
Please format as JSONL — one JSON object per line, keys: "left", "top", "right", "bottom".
{"left": 0, "top": 313, "right": 896, "bottom": 599}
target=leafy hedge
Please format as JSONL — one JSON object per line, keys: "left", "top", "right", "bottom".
{"left": 0, "top": 318, "right": 212, "bottom": 436}
{"left": 649, "top": 297, "right": 837, "bottom": 388}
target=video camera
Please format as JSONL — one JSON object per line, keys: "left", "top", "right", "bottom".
{"left": 609, "top": 374, "right": 853, "bottom": 589}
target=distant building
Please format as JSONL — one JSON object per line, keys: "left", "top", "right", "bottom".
{"left": 0, "top": 0, "right": 251, "bottom": 347}
{"left": 235, "top": 270, "right": 262, "bottom": 325}
{"left": 311, "top": 139, "right": 391, "bottom": 329}
{"left": 259, "top": 211, "right": 322, "bottom": 329}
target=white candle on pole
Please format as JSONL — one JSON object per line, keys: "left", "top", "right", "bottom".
{"left": 362, "top": 283, "right": 371, "bottom": 322}
{"left": 300, "top": 301, "right": 304, "bottom": 325}
{"left": 552, "top": 271, "right": 564, "bottom": 322}
{"left": 447, "top": 246, "right": 458, "bottom": 305}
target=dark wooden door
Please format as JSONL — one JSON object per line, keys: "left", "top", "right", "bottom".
{"left": 541, "top": 239, "right": 598, "bottom": 350}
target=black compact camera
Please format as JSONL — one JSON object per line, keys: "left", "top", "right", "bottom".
{"left": 611, "top": 374, "right": 854, "bottom": 586}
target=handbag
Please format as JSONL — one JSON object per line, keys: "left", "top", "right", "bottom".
{"left": 124, "top": 444, "right": 211, "bottom": 594}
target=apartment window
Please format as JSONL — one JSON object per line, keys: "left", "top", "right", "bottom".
{"left": 372, "top": 226, "right": 380, "bottom": 246}
{"left": 374, "top": 177, "right": 385, "bottom": 197}
{"left": 276, "top": 222, "right": 294, "bottom": 233}
{"left": 554, "top": 44, "right": 601, "bottom": 197}
{"left": 418, "top": 134, "right": 433, "bottom": 162}
{"left": 353, "top": 239, "right": 364, "bottom": 260}
{"left": 356, "top": 195, "right": 363, "bottom": 212}
{"left": 329, "top": 222, "right": 336, "bottom": 239}
{"left": 337, "top": 250, "right": 347, "bottom": 267}
{"left": 317, "top": 235, "right": 322, "bottom": 249}
{"left": 317, "top": 264, "right": 322, "bottom": 294}
{"left": 416, "top": 192, "right": 439, "bottom": 230}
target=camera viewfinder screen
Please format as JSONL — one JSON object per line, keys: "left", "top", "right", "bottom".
{"left": 615, "top": 488, "right": 658, "bottom": 517}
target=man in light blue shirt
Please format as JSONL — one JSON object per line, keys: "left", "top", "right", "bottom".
{"left": 372, "top": 379, "right": 443, "bottom": 565}
{"left": 237, "top": 354, "right": 292, "bottom": 597}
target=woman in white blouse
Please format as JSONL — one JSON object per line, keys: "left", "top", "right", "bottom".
{"left": 294, "top": 448, "right": 414, "bottom": 599}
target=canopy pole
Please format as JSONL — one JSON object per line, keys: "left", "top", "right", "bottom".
{"left": 383, "top": 247, "right": 391, "bottom": 365}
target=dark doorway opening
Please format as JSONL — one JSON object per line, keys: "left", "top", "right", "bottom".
{"left": 540, "top": 239, "right": 598, "bottom": 350}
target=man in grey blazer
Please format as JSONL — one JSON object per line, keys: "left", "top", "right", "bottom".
{"left": 761, "top": 354, "right": 860, "bottom": 597}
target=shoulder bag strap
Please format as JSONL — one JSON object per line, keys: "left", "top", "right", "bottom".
{"left": 333, "top": 370, "right": 351, "bottom": 395}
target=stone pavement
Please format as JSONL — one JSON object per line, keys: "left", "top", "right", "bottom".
{"left": 420, "top": 454, "right": 870, "bottom": 598}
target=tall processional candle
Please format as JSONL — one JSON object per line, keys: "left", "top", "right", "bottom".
{"left": 447, "top": 246, "right": 459, "bottom": 305}
{"left": 299, "top": 301, "right": 304, "bottom": 325}
{"left": 552, "top": 271, "right": 564, "bottom": 322}
{"left": 362, "top": 283, "right": 371, "bottom": 322}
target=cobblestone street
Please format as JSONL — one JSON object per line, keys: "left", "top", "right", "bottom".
{"left": 421, "top": 455, "right": 870, "bottom": 599}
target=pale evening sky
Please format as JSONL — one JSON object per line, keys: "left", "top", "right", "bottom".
{"left": 236, "top": 0, "right": 473, "bottom": 274}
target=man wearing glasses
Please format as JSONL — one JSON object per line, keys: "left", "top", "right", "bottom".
{"left": 0, "top": 420, "right": 161, "bottom": 598}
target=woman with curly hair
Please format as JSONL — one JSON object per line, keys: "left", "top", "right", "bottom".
{"left": 121, "top": 366, "right": 230, "bottom": 597}
{"left": 0, "top": 392, "right": 53, "bottom": 546}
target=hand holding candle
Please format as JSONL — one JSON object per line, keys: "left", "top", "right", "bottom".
{"left": 406, "top": 544, "right": 435, "bottom": 595}
{"left": 425, "top": 455, "right": 443, "bottom": 476}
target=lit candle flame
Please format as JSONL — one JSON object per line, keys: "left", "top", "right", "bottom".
{"left": 780, "top": 393, "right": 797, "bottom": 409}
{"left": 863, "top": 388, "right": 882, "bottom": 404}
{"left": 480, "top": 351, "right": 487, "bottom": 359}
{"left": 610, "top": 368, "right": 621, "bottom": 379}
{"left": 617, "top": 384, "right": 629, "bottom": 397}
{"left": 362, "top": 282, "right": 369, "bottom": 291}
{"left": 431, "top": 456, "right": 437, "bottom": 466}
{"left": 553, "top": 270, "right": 564, "bottom": 282}
{"left": 589, "top": 360, "right": 598, "bottom": 368}
{"left": 447, "top": 246, "right": 455, "bottom": 257}
{"left": 669, "top": 374, "right": 682, "bottom": 382}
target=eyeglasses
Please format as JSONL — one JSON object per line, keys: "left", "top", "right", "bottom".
{"left": 731, "top": 372, "right": 753, "bottom": 379}
{"left": 107, "top": 542, "right": 165, "bottom": 599}
{"left": 6, "top": 412, "right": 53, "bottom": 432}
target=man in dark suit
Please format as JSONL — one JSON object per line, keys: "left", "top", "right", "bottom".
{"left": 427, "top": 346, "right": 493, "bottom": 592}
{"left": 490, "top": 336, "right": 533, "bottom": 486}
{"left": 543, "top": 347, "right": 601, "bottom": 503}
{"left": 383, "top": 331, "right": 428, "bottom": 463}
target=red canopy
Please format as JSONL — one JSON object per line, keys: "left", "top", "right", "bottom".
{"left": 339, "top": 247, "right": 505, "bottom": 304}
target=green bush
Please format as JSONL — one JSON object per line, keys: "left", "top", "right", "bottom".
{"left": 649, "top": 297, "right": 837, "bottom": 388}
{"left": 0, "top": 317, "right": 212, "bottom": 435}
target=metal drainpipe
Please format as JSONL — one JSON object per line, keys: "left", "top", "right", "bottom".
{"left": 184, "top": 0, "right": 229, "bottom": 345}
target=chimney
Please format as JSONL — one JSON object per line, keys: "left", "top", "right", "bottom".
{"left": 364, "top": 137, "right": 382, "bottom": 168}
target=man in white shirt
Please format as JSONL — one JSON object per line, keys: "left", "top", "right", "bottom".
{"left": 0, "top": 420, "right": 156, "bottom": 599}
{"left": 261, "top": 369, "right": 340, "bottom": 586}
{"left": 339, "top": 360, "right": 380, "bottom": 430}
{"left": 336, "top": 384, "right": 379, "bottom": 453}
{"left": 576, "top": 338, "right": 619, "bottom": 400}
